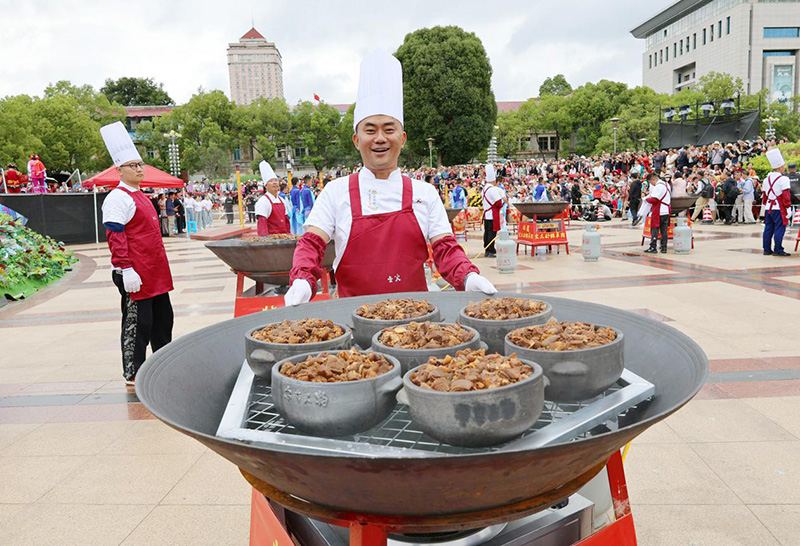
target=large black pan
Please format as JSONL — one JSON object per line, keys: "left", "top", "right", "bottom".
{"left": 136, "top": 292, "right": 707, "bottom": 516}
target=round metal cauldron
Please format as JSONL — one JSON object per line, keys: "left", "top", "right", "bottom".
{"left": 351, "top": 305, "right": 441, "bottom": 349}
{"left": 205, "top": 238, "right": 335, "bottom": 285}
{"left": 398, "top": 359, "right": 545, "bottom": 447}
{"left": 512, "top": 202, "right": 570, "bottom": 221}
{"left": 670, "top": 196, "right": 697, "bottom": 216}
{"left": 370, "top": 324, "right": 482, "bottom": 375}
{"left": 505, "top": 327, "right": 624, "bottom": 402}
{"left": 136, "top": 292, "right": 707, "bottom": 517}
{"left": 445, "top": 208, "right": 462, "bottom": 223}
{"left": 271, "top": 351, "right": 403, "bottom": 437}
{"left": 458, "top": 301, "right": 552, "bottom": 355}
{"left": 245, "top": 322, "right": 352, "bottom": 382}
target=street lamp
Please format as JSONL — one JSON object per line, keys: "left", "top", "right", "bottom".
{"left": 163, "top": 130, "right": 182, "bottom": 177}
{"left": 764, "top": 116, "right": 779, "bottom": 140}
{"left": 678, "top": 105, "right": 692, "bottom": 121}
{"left": 701, "top": 102, "right": 714, "bottom": 117}
{"left": 639, "top": 138, "right": 647, "bottom": 152}
{"left": 610, "top": 117, "right": 620, "bottom": 155}
{"left": 721, "top": 98, "right": 735, "bottom": 115}
{"left": 426, "top": 137, "right": 435, "bottom": 168}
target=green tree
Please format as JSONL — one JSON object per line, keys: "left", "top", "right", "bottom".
{"left": 162, "top": 90, "right": 235, "bottom": 177}
{"left": 539, "top": 74, "right": 573, "bottom": 97}
{"left": 100, "top": 77, "right": 174, "bottom": 106}
{"left": 0, "top": 95, "right": 44, "bottom": 169}
{"left": 232, "top": 97, "right": 292, "bottom": 170}
{"left": 289, "top": 101, "right": 344, "bottom": 170}
{"left": 697, "top": 72, "right": 744, "bottom": 101}
{"left": 523, "top": 94, "right": 573, "bottom": 159}
{"left": 395, "top": 26, "right": 496, "bottom": 165}
{"left": 496, "top": 110, "right": 526, "bottom": 158}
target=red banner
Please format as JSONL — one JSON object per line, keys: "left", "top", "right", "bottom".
{"left": 642, "top": 216, "right": 691, "bottom": 240}
{"left": 517, "top": 221, "right": 568, "bottom": 246}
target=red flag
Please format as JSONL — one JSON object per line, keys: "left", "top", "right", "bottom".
{"left": 313, "top": 93, "right": 320, "bottom": 101}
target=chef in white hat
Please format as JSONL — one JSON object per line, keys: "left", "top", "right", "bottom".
{"left": 284, "top": 50, "right": 496, "bottom": 304}
{"left": 254, "top": 160, "right": 290, "bottom": 236}
{"left": 99, "top": 121, "right": 174, "bottom": 385}
{"left": 761, "top": 148, "right": 792, "bottom": 256}
{"left": 481, "top": 164, "right": 508, "bottom": 257}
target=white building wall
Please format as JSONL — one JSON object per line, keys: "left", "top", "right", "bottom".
{"left": 639, "top": 0, "right": 800, "bottom": 98}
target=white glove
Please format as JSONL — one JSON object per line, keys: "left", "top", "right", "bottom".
{"left": 465, "top": 273, "right": 497, "bottom": 295}
{"left": 284, "top": 279, "right": 312, "bottom": 306}
{"left": 122, "top": 267, "right": 142, "bottom": 293}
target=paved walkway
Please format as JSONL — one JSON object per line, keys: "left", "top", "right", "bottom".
{"left": 1, "top": 220, "right": 799, "bottom": 545}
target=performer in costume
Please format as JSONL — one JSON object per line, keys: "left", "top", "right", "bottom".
{"left": 99, "top": 122, "right": 174, "bottom": 384}
{"left": 284, "top": 50, "right": 496, "bottom": 304}
{"left": 30, "top": 155, "right": 47, "bottom": 194}
{"left": 255, "top": 161, "right": 290, "bottom": 236}
{"left": 4, "top": 164, "right": 22, "bottom": 193}
{"left": 762, "top": 148, "right": 792, "bottom": 256}
{"left": 299, "top": 175, "right": 315, "bottom": 226}
{"left": 289, "top": 180, "right": 304, "bottom": 235}
{"left": 450, "top": 181, "right": 467, "bottom": 210}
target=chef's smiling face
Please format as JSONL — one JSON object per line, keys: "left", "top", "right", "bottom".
{"left": 353, "top": 115, "right": 406, "bottom": 174}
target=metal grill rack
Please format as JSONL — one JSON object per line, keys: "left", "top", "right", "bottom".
{"left": 216, "top": 362, "right": 655, "bottom": 458}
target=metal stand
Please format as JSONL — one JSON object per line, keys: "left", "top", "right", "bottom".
{"left": 245, "top": 452, "right": 634, "bottom": 546}
{"left": 233, "top": 269, "right": 331, "bottom": 316}
{"left": 516, "top": 213, "right": 570, "bottom": 256}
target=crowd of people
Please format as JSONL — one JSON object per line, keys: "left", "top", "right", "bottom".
{"left": 5, "top": 137, "right": 797, "bottom": 236}
{"left": 407, "top": 137, "right": 797, "bottom": 227}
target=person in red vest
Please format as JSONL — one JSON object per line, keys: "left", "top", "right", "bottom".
{"left": 284, "top": 50, "right": 496, "bottom": 304}
{"left": 4, "top": 164, "right": 23, "bottom": 193}
{"left": 255, "top": 160, "right": 290, "bottom": 236}
{"left": 100, "top": 121, "right": 174, "bottom": 385}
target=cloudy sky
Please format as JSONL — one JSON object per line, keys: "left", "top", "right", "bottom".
{"left": 0, "top": 0, "right": 663, "bottom": 105}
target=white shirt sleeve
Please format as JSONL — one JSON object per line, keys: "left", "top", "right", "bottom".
{"left": 255, "top": 196, "right": 272, "bottom": 218}
{"left": 419, "top": 181, "right": 453, "bottom": 239}
{"left": 101, "top": 188, "right": 136, "bottom": 225}
{"left": 304, "top": 181, "right": 339, "bottom": 238}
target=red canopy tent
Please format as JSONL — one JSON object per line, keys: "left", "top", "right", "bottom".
{"left": 82, "top": 165, "right": 184, "bottom": 189}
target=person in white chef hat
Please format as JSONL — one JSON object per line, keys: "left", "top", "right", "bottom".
{"left": 761, "top": 147, "right": 792, "bottom": 256}
{"left": 254, "top": 160, "right": 290, "bottom": 236}
{"left": 100, "top": 121, "right": 174, "bottom": 385}
{"left": 284, "top": 50, "right": 496, "bottom": 305}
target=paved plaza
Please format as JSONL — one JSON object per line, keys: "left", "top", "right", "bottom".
{"left": 1, "top": 220, "right": 799, "bottom": 546}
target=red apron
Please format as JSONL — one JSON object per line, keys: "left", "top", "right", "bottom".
{"left": 335, "top": 173, "right": 429, "bottom": 298}
{"left": 762, "top": 174, "right": 789, "bottom": 226}
{"left": 482, "top": 186, "right": 502, "bottom": 231}
{"left": 119, "top": 186, "right": 174, "bottom": 301}
{"left": 649, "top": 183, "right": 671, "bottom": 221}
{"left": 257, "top": 194, "right": 290, "bottom": 236}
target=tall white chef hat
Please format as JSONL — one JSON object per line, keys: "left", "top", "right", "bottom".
{"left": 766, "top": 148, "right": 785, "bottom": 169}
{"left": 100, "top": 121, "right": 142, "bottom": 167}
{"left": 486, "top": 164, "right": 496, "bottom": 182}
{"left": 259, "top": 160, "right": 277, "bottom": 182}
{"left": 353, "top": 50, "right": 404, "bottom": 132}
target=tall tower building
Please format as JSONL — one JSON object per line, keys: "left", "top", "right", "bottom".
{"left": 227, "top": 27, "right": 284, "bottom": 105}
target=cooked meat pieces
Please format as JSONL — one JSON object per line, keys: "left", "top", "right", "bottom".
{"left": 378, "top": 321, "right": 474, "bottom": 349}
{"left": 464, "top": 297, "right": 547, "bottom": 320}
{"left": 252, "top": 319, "right": 344, "bottom": 344}
{"left": 280, "top": 349, "right": 394, "bottom": 382}
{"left": 244, "top": 234, "right": 301, "bottom": 241}
{"left": 410, "top": 349, "right": 532, "bottom": 392}
{"left": 508, "top": 318, "right": 616, "bottom": 351}
{"left": 356, "top": 298, "right": 435, "bottom": 320}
